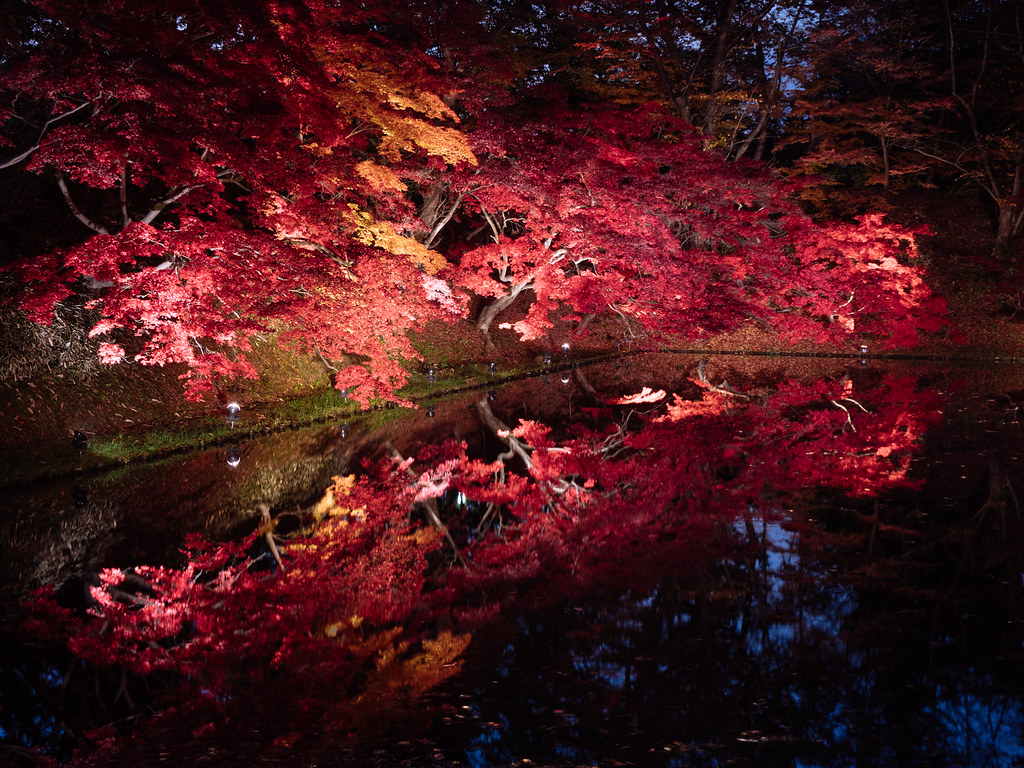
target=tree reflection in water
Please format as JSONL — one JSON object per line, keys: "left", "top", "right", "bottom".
{"left": 4, "top": 356, "right": 1024, "bottom": 767}
{"left": 440, "top": 483, "right": 1024, "bottom": 765}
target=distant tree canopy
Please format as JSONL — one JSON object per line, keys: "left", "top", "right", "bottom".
{"left": 479, "top": 0, "right": 1023, "bottom": 244}
{"left": 1, "top": 0, "right": 1002, "bottom": 404}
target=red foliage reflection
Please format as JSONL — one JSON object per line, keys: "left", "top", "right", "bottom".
{"left": 24, "top": 365, "right": 943, "bottom": 764}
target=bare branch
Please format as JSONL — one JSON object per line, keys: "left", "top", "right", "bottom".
{"left": 608, "top": 303, "right": 636, "bottom": 340}
{"left": 216, "top": 168, "right": 251, "bottom": 192}
{"left": 258, "top": 504, "right": 286, "bottom": 571}
{"left": 56, "top": 172, "right": 109, "bottom": 235}
{"left": 120, "top": 167, "right": 131, "bottom": 228}
{"left": 385, "top": 441, "right": 466, "bottom": 566}
{"left": 696, "top": 358, "right": 750, "bottom": 399}
{"left": 548, "top": 248, "right": 569, "bottom": 265}
{"left": 423, "top": 191, "right": 465, "bottom": 250}
{"left": 578, "top": 172, "right": 596, "bottom": 206}
{"left": 476, "top": 278, "right": 533, "bottom": 342}
{"left": 479, "top": 205, "right": 503, "bottom": 243}
{"left": 139, "top": 184, "right": 204, "bottom": 225}
{"left": 475, "top": 398, "right": 533, "bottom": 469}
{"left": 0, "top": 144, "right": 41, "bottom": 172}
{"left": 282, "top": 237, "right": 360, "bottom": 282}
{"left": 0, "top": 100, "right": 92, "bottom": 171}
{"left": 476, "top": 397, "right": 571, "bottom": 504}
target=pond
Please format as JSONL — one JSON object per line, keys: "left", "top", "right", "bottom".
{"left": 2, "top": 353, "right": 1024, "bottom": 767}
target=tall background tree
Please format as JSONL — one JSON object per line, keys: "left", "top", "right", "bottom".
{"left": 938, "top": 0, "right": 1024, "bottom": 248}
{"left": 784, "top": 0, "right": 1023, "bottom": 249}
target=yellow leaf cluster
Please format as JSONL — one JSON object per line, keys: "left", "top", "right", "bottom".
{"left": 355, "top": 160, "right": 407, "bottom": 195}
{"left": 302, "top": 143, "right": 334, "bottom": 158}
{"left": 332, "top": 474, "right": 357, "bottom": 497}
{"left": 325, "top": 629, "right": 471, "bottom": 737}
{"left": 309, "top": 38, "right": 476, "bottom": 167}
{"left": 322, "top": 613, "right": 363, "bottom": 638}
{"left": 387, "top": 90, "right": 457, "bottom": 122}
{"left": 347, "top": 204, "right": 449, "bottom": 273}
{"left": 376, "top": 118, "right": 477, "bottom": 166}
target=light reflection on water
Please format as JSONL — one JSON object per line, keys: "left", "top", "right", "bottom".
{"left": 438, "top": 497, "right": 1024, "bottom": 767}
{"left": 3, "top": 354, "right": 1024, "bottom": 766}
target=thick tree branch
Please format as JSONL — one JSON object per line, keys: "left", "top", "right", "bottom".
{"left": 476, "top": 397, "right": 571, "bottom": 505}
{"left": 475, "top": 398, "right": 533, "bottom": 469}
{"left": 56, "top": 172, "right": 109, "bottom": 234}
{"left": 140, "top": 184, "right": 204, "bottom": 225}
{"left": 0, "top": 100, "right": 92, "bottom": 171}
{"left": 476, "top": 278, "right": 533, "bottom": 343}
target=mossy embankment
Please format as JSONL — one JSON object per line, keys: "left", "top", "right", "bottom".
{"left": 0, "top": 311, "right": 615, "bottom": 486}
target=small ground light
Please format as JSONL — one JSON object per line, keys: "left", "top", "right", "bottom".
{"left": 338, "top": 388, "right": 349, "bottom": 401}
{"left": 860, "top": 345, "right": 868, "bottom": 356}
{"left": 226, "top": 444, "right": 241, "bottom": 467}
{"left": 560, "top": 371, "right": 571, "bottom": 384}
{"left": 426, "top": 405, "right": 436, "bottom": 418}
{"left": 427, "top": 366, "right": 436, "bottom": 382}
{"left": 561, "top": 342, "right": 570, "bottom": 356}
{"left": 72, "top": 430, "right": 88, "bottom": 450}
{"left": 489, "top": 362, "right": 497, "bottom": 375}
{"left": 226, "top": 402, "right": 241, "bottom": 426}
{"left": 339, "top": 424, "right": 349, "bottom": 438}
{"left": 487, "top": 389, "right": 496, "bottom": 401}
{"left": 543, "top": 353, "right": 552, "bottom": 365}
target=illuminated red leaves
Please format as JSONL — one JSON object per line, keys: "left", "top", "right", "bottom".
{"left": 2, "top": 2, "right": 950, "bottom": 409}
{"left": 432, "top": 368, "right": 943, "bottom": 617}
{"left": 22, "top": 363, "right": 946, "bottom": 762}
{"left": 39, "top": 471, "right": 443, "bottom": 694}
{"left": 445, "top": 100, "right": 947, "bottom": 351}
{"left": 2, "top": 0, "right": 479, "bottom": 405}
{"left": 608, "top": 387, "right": 667, "bottom": 405}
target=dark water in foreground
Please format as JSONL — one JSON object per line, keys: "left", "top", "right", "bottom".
{"left": 3, "top": 353, "right": 1024, "bottom": 767}
{"left": 436, "top": 516, "right": 1024, "bottom": 767}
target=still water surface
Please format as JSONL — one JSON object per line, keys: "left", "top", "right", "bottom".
{"left": 3, "top": 353, "right": 1024, "bottom": 767}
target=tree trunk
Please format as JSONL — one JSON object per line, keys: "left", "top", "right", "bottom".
{"left": 881, "top": 139, "right": 891, "bottom": 193}
{"left": 734, "top": 39, "right": 783, "bottom": 163}
{"left": 994, "top": 205, "right": 1023, "bottom": 252}
{"left": 476, "top": 280, "right": 533, "bottom": 348}
{"left": 702, "top": 0, "right": 740, "bottom": 139}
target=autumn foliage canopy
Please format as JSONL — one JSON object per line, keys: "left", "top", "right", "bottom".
{"left": 0, "top": 2, "right": 968, "bottom": 759}
{"left": 0, "top": 0, "right": 951, "bottom": 407}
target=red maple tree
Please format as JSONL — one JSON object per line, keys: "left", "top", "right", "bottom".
{"left": 431, "top": 96, "right": 946, "bottom": 351}
{"left": 2, "top": 0, "right": 950, "bottom": 408}
{"left": 1, "top": 0, "right": 475, "bottom": 405}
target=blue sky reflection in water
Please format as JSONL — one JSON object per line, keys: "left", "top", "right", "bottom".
{"left": 428, "top": 355, "right": 1024, "bottom": 767}
{"left": 4, "top": 355, "right": 1024, "bottom": 767}
{"left": 442, "top": 508, "right": 1024, "bottom": 767}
